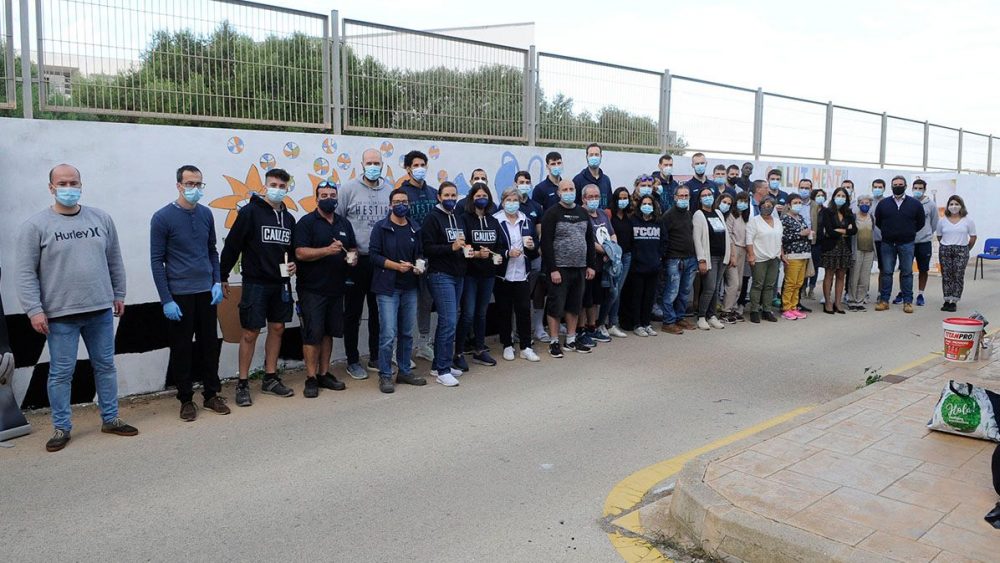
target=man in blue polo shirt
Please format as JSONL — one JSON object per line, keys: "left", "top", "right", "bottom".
{"left": 532, "top": 151, "right": 563, "bottom": 213}
{"left": 654, "top": 154, "right": 680, "bottom": 211}
{"left": 874, "top": 175, "right": 926, "bottom": 313}
{"left": 400, "top": 150, "right": 438, "bottom": 361}
{"left": 684, "top": 153, "right": 714, "bottom": 199}
{"left": 572, "top": 143, "right": 612, "bottom": 209}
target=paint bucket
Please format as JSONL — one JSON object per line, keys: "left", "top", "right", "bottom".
{"left": 943, "top": 317, "right": 985, "bottom": 362}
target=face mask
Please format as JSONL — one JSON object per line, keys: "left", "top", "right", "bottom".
{"left": 714, "top": 177, "right": 726, "bottom": 186}
{"left": 912, "top": 190, "right": 924, "bottom": 199}
{"left": 859, "top": 204, "right": 871, "bottom": 214}
{"left": 503, "top": 201, "right": 520, "bottom": 215}
{"left": 736, "top": 201, "right": 749, "bottom": 212}
{"left": 815, "top": 196, "right": 827, "bottom": 205}
{"left": 364, "top": 164, "right": 382, "bottom": 181}
{"left": 55, "top": 187, "right": 81, "bottom": 207}
{"left": 791, "top": 203, "right": 803, "bottom": 213}
{"left": 639, "top": 186, "right": 653, "bottom": 197}
{"left": 675, "top": 199, "right": 689, "bottom": 210}
{"left": 701, "top": 196, "right": 715, "bottom": 207}
{"left": 318, "top": 198, "right": 338, "bottom": 214}
{"left": 640, "top": 203, "right": 654, "bottom": 215}
{"left": 474, "top": 197, "right": 490, "bottom": 209}
{"left": 266, "top": 187, "right": 287, "bottom": 204}
{"left": 728, "top": 176, "right": 738, "bottom": 185}
{"left": 586, "top": 199, "right": 600, "bottom": 211}
{"left": 410, "top": 166, "right": 427, "bottom": 182}
{"left": 693, "top": 164, "right": 706, "bottom": 175}
{"left": 769, "top": 180, "right": 780, "bottom": 190}
{"left": 760, "top": 206, "right": 774, "bottom": 217}
{"left": 392, "top": 203, "right": 410, "bottom": 218}
{"left": 550, "top": 166, "right": 563, "bottom": 177}
{"left": 183, "top": 187, "right": 203, "bottom": 204}
{"left": 891, "top": 185, "right": 906, "bottom": 196}
{"left": 661, "top": 166, "right": 673, "bottom": 176}
{"left": 587, "top": 155, "right": 601, "bottom": 168}
{"left": 517, "top": 184, "right": 531, "bottom": 197}
{"left": 719, "top": 202, "right": 731, "bottom": 214}
{"left": 617, "top": 199, "right": 630, "bottom": 210}
{"left": 834, "top": 196, "right": 847, "bottom": 207}
{"left": 441, "top": 199, "right": 457, "bottom": 212}
{"left": 560, "top": 192, "right": 576, "bottom": 204}
{"left": 798, "top": 189, "right": 810, "bottom": 199}
{"left": 872, "top": 187, "right": 884, "bottom": 198}
{"left": 948, "top": 204, "right": 961, "bottom": 214}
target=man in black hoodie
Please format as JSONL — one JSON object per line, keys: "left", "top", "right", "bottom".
{"left": 220, "top": 168, "right": 297, "bottom": 406}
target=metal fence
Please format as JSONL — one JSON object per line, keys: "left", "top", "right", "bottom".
{"left": 5, "top": 0, "right": 998, "bottom": 174}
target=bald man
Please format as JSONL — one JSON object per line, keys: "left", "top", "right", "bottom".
{"left": 17, "top": 164, "right": 138, "bottom": 452}
{"left": 338, "top": 148, "right": 392, "bottom": 380}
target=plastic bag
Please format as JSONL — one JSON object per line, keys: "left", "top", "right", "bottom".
{"left": 927, "top": 380, "right": 1000, "bottom": 442}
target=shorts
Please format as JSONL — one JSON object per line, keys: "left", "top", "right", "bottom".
{"left": 545, "top": 267, "right": 586, "bottom": 318}
{"left": 582, "top": 276, "right": 606, "bottom": 308}
{"left": 239, "top": 282, "right": 293, "bottom": 330}
{"left": 914, "top": 241, "right": 932, "bottom": 272}
{"left": 298, "top": 291, "right": 345, "bottom": 344}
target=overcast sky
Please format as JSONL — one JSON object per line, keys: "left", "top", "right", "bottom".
{"left": 272, "top": 0, "right": 999, "bottom": 138}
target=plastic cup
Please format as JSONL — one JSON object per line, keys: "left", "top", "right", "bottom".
{"left": 346, "top": 250, "right": 358, "bottom": 265}
{"left": 492, "top": 253, "right": 502, "bottom": 265}
{"left": 415, "top": 258, "right": 427, "bottom": 273}
{"left": 279, "top": 263, "right": 290, "bottom": 277}
{"left": 463, "top": 246, "right": 474, "bottom": 258}
{"left": 523, "top": 236, "right": 534, "bottom": 248}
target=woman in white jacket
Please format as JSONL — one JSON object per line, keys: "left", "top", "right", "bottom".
{"left": 692, "top": 188, "right": 732, "bottom": 330}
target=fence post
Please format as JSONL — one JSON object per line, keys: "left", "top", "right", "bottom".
{"left": 752, "top": 87, "right": 763, "bottom": 160}
{"left": 823, "top": 101, "right": 833, "bottom": 165}
{"left": 956, "top": 128, "right": 963, "bottom": 172}
{"left": 321, "top": 12, "right": 332, "bottom": 130}
{"left": 18, "top": 0, "right": 32, "bottom": 118}
{"left": 524, "top": 45, "right": 537, "bottom": 146}
{"left": 659, "top": 69, "right": 671, "bottom": 153}
{"left": 879, "top": 112, "right": 887, "bottom": 168}
{"left": 330, "top": 10, "right": 342, "bottom": 135}
{"left": 988, "top": 135, "right": 993, "bottom": 175}
{"left": 922, "top": 121, "right": 929, "bottom": 171}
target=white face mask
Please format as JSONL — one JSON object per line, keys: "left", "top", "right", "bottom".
{"left": 948, "top": 204, "right": 962, "bottom": 214}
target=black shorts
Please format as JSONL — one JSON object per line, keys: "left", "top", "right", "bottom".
{"left": 239, "top": 282, "right": 293, "bottom": 330}
{"left": 582, "top": 277, "right": 606, "bottom": 308}
{"left": 914, "top": 241, "right": 932, "bottom": 272}
{"left": 298, "top": 291, "right": 344, "bottom": 344}
{"left": 546, "top": 267, "right": 586, "bottom": 318}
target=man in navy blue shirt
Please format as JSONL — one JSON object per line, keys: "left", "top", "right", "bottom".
{"left": 873, "top": 176, "right": 926, "bottom": 313}
{"left": 150, "top": 165, "right": 230, "bottom": 421}
{"left": 724, "top": 164, "right": 742, "bottom": 198}
{"left": 532, "top": 151, "right": 564, "bottom": 213}
{"left": 766, "top": 169, "right": 791, "bottom": 213}
{"left": 572, "top": 143, "right": 612, "bottom": 209}
{"left": 654, "top": 154, "right": 680, "bottom": 211}
{"left": 683, "top": 152, "right": 714, "bottom": 199}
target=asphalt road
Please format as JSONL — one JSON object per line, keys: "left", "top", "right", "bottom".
{"left": 2, "top": 272, "right": 998, "bottom": 562}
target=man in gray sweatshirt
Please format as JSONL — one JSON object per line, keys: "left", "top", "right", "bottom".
{"left": 16, "top": 164, "right": 138, "bottom": 452}
{"left": 896, "top": 178, "right": 939, "bottom": 307}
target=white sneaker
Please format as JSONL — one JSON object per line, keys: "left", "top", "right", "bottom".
{"left": 536, "top": 331, "right": 552, "bottom": 344}
{"left": 449, "top": 367, "right": 463, "bottom": 378}
{"left": 435, "top": 372, "right": 460, "bottom": 387}
{"left": 503, "top": 346, "right": 516, "bottom": 361}
{"left": 416, "top": 342, "right": 434, "bottom": 361}
{"left": 697, "top": 318, "right": 711, "bottom": 330}
{"left": 645, "top": 325, "right": 658, "bottom": 336}
{"left": 608, "top": 325, "right": 628, "bottom": 338}
{"left": 633, "top": 326, "right": 649, "bottom": 337}
{"left": 708, "top": 317, "right": 725, "bottom": 329}
{"left": 520, "top": 348, "right": 541, "bottom": 362}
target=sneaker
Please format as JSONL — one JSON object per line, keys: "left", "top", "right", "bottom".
{"left": 791, "top": 310, "right": 808, "bottom": 320}
{"left": 762, "top": 311, "right": 779, "bottom": 322}
{"left": 536, "top": 331, "right": 552, "bottom": 344}
{"left": 597, "top": 326, "right": 612, "bottom": 340}
{"left": 875, "top": 301, "right": 890, "bottom": 311}
{"left": 472, "top": 350, "right": 497, "bottom": 366}
{"left": 892, "top": 292, "right": 904, "bottom": 305}
{"left": 180, "top": 401, "right": 197, "bottom": 421}
{"left": 662, "top": 323, "right": 684, "bottom": 335}
{"left": 396, "top": 372, "right": 427, "bottom": 386}
{"left": 435, "top": 371, "right": 460, "bottom": 387}
{"left": 318, "top": 373, "right": 346, "bottom": 391}
{"left": 796, "top": 304, "right": 812, "bottom": 313}
{"left": 262, "top": 377, "right": 294, "bottom": 397}
{"left": 379, "top": 377, "right": 395, "bottom": 394}
{"left": 590, "top": 329, "right": 611, "bottom": 343}
{"left": 633, "top": 326, "right": 649, "bottom": 337}
{"left": 916, "top": 294, "right": 925, "bottom": 307}
{"left": 447, "top": 367, "right": 464, "bottom": 378}
{"left": 781, "top": 310, "right": 798, "bottom": 321}
{"left": 854, "top": 305, "right": 867, "bottom": 312}
{"left": 46, "top": 429, "right": 71, "bottom": 452}
{"left": 235, "top": 383, "right": 252, "bottom": 407}
{"left": 549, "top": 342, "right": 564, "bottom": 358}
{"left": 903, "top": 303, "right": 914, "bottom": 314}
{"left": 749, "top": 312, "right": 761, "bottom": 324}
{"left": 940, "top": 303, "right": 950, "bottom": 312}
{"left": 303, "top": 377, "right": 319, "bottom": 398}
{"left": 101, "top": 418, "right": 139, "bottom": 436}
{"left": 520, "top": 348, "right": 541, "bottom": 362}
{"left": 645, "top": 325, "right": 658, "bottom": 336}
{"left": 203, "top": 396, "right": 231, "bottom": 415}
{"left": 708, "top": 317, "right": 725, "bottom": 329}
{"left": 608, "top": 325, "right": 628, "bottom": 338}
{"left": 366, "top": 360, "right": 382, "bottom": 372}
{"left": 346, "top": 363, "right": 368, "bottom": 380}
{"left": 697, "top": 318, "right": 711, "bottom": 330}
{"left": 453, "top": 354, "right": 469, "bottom": 372}
{"left": 416, "top": 342, "right": 435, "bottom": 361}
{"left": 679, "top": 318, "right": 698, "bottom": 331}
{"left": 733, "top": 312, "right": 745, "bottom": 323}
{"left": 577, "top": 332, "right": 597, "bottom": 348}
{"left": 947, "top": 302, "right": 958, "bottom": 312}
{"left": 503, "top": 346, "right": 516, "bottom": 361}
{"left": 565, "top": 340, "right": 592, "bottom": 353}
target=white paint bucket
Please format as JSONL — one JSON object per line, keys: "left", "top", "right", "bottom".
{"left": 943, "top": 317, "right": 985, "bottom": 362}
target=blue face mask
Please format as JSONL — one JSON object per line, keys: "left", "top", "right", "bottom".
{"left": 474, "top": 197, "right": 490, "bottom": 209}
{"left": 617, "top": 199, "right": 630, "bottom": 210}
{"left": 587, "top": 155, "right": 601, "bottom": 168}
{"left": 719, "top": 202, "right": 731, "bottom": 214}
{"left": 834, "top": 196, "right": 847, "bottom": 206}
{"left": 364, "top": 164, "right": 382, "bottom": 181}
{"left": 872, "top": 187, "right": 884, "bottom": 198}
{"left": 859, "top": 204, "right": 871, "bottom": 214}
{"left": 560, "top": 192, "right": 576, "bottom": 204}
{"left": 318, "top": 198, "right": 338, "bottom": 214}
{"left": 791, "top": 203, "right": 803, "bottom": 213}
{"left": 736, "top": 201, "right": 749, "bottom": 212}
{"left": 661, "top": 166, "right": 673, "bottom": 176}
{"left": 392, "top": 203, "right": 409, "bottom": 217}
{"left": 693, "top": 163, "right": 706, "bottom": 175}
{"left": 183, "top": 187, "right": 203, "bottom": 204}
{"left": 640, "top": 203, "right": 654, "bottom": 215}
{"left": 550, "top": 166, "right": 563, "bottom": 178}
{"left": 701, "top": 196, "right": 715, "bottom": 207}
{"left": 912, "top": 190, "right": 924, "bottom": 199}
{"left": 586, "top": 199, "right": 600, "bottom": 211}
{"left": 798, "top": 189, "right": 810, "bottom": 199}
{"left": 769, "top": 180, "right": 781, "bottom": 190}
{"left": 503, "top": 201, "right": 520, "bottom": 215}
{"left": 714, "top": 177, "right": 726, "bottom": 186}
{"left": 676, "top": 199, "right": 689, "bottom": 210}
{"left": 266, "top": 187, "right": 287, "bottom": 204}
{"left": 55, "top": 187, "right": 81, "bottom": 207}
{"left": 517, "top": 184, "right": 531, "bottom": 197}
{"left": 410, "top": 167, "right": 427, "bottom": 182}
{"left": 815, "top": 195, "right": 826, "bottom": 205}
{"left": 639, "top": 186, "right": 653, "bottom": 197}
{"left": 441, "top": 198, "right": 457, "bottom": 212}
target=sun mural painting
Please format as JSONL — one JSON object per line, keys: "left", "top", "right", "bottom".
{"left": 210, "top": 164, "right": 299, "bottom": 229}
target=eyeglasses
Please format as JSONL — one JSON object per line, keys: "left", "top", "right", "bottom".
{"left": 181, "top": 182, "right": 206, "bottom": 189}
{"left": 317, "top": 180, "right": 337, "bottom": 189}
{"left": 636, "top": 175, "right": 654, "bottom": 183}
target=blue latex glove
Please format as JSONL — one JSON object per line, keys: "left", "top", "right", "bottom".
{"left": 163, "top": 301, "right": 182, "bottom": 321}
{"left": 211, "top": 283, "right": 224, "bottom": 305}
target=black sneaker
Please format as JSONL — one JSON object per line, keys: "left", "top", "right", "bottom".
{"left": 262, "top": 377, "right": 294, "bottom": 397}
{"left": 303, "top": 377, "right": 319, "bottom": 399}
{"left": 235, "top": 382, "right": 252, "bottom": 407}
{"left": 565, "top": 340, "right": 592, "bottom": 353}
{"left": 453, "top": 354, "right": 469, "bottom": 372}
{"left": 379, "top": 377, "right": 395, "bottom": 394}
{"left": 396, "top": 372, "right": 427, "bottom": 386}
{"left": 796, "top": 304, "right": 812, "bottom": 313}
{"left": 549, "top": 342, "right": 564, "bottom": 358}
{"left": 749, "top": 312, "right": 761, "bottom": 324}
{"left": 318, "top": 373, "right": 346, "bottom": 391}
{"left": 576, "top": 332, "right": 597, "bottom": 348}
{"left": 472, "top": 350, "right": 497, "bottom": 366}
{"left": 762, "top": 311, "right": 778, "bottom": 322}
{"left": 46, "top": 429, "right": 71, "bottom": 452}
{"left": 366, "top": 360, "right": 381, "bottom": 372}
{"left": 180, "top": 401, "right": 197, "bottom": 422}
{"left": 101, "top": 418, "right": 139, "bottom": 436}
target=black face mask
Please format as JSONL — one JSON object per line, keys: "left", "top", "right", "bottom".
{"left": 891, "top": 185, "right": 906, "bottom": 196}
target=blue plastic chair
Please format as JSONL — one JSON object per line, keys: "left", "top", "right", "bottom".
{"left": 975, "top": 238, "right": 1000, "bottom": 279}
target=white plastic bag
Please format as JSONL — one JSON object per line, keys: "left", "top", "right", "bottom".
{"left": 927, "top": 380, "right": 1000, "bottom": 442}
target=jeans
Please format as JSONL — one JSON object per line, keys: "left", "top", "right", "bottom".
{"left": 47, "top": 309, "right": 118, "bottom": 431}
{"left": 376, "top": 289, "right": 418, "bottom": 378}
{"left": 427, "top": 272, "right": 463, "bottom": 373}
{"left": 661, "top": 257, "right": 697, "bottom": 325}
{"left": 456, "top": 275, "right": 495, "bottom": 355}
{"left": 344, "top": 255, "right": 380, "bottom": 365}
{"left": 601, "top": 252, "right": 631, "bottom": 326}
{"left": 878, "top": 241, "right": 915, "bottom": 303}
{"left": 167, "top": 291, "right": 221, "bottom": 404}
{"left": 749, "top": 258, "right": 781, "bottom": 313}
{"left": 697, "top": 256, "right": 725, "bottom": 319}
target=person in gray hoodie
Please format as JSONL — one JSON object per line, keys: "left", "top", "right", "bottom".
{"left": 893, "top": 178, "right": 939, "bottom": 307}
{"left": 17, "top": 164, "right": 138, "bottom": 452}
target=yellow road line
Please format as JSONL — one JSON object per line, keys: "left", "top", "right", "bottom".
{"left": 887, "top": 353, "right": 939, "bottom": 375}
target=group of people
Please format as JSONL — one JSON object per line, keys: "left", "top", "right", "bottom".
{"left": 15, "top": 146, "right": 979, "bottom": 452}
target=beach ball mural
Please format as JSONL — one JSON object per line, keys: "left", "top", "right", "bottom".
{"left": 259, "top": 153, "right": 277, "bottom": 171}
{"left": 380, "top": 141, "right": 394, "bottom": 158}
{"left": 428, "top": 145, "right": 441, "bottom": 160}
{"left": 227, "top": 136, "right": 245, "bottom": 154}
{"left": 337, "top": 153, "right": 352, "bottom": 171}
{"left": 313, "top": 157, "right": 331, "bottom": 176}
{"left": 283, "top": 142, "right": 300, "bottom": 159}
{"left": 437, "top": 169, "right": 449, "bottom": 183}
{"left": 322, "top": 138, "right": 337, "bottom": 154}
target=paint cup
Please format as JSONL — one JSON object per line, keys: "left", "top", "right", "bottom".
{"left": 523, "top": 235, "right": 534, "bottom": 248}
{"left": 463, "top": 246, "right": 475, "bottom": 258}
{"left": 415, "top": 258, "right": 427, "bottom": 273}
{"left": 279, "top": 262, "right": 290, "bottom": 278}
{"left": 346, "top": 250, "right": 358, "bottom": 265}
{"left": 492, "top": 253, "right": 503, "bottom": 265}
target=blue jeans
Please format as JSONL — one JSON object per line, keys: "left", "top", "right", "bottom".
{"left": 879, "top": 241, "right": 915, "bottom": 303}
{"left": 601, "top": 252, "right": 631, "bottom": 326}
{"left": 427, "top": 272, "right": 464, "bottom": 373}
{"left": 376, "top": 289, "right": 418, "bottom": 379}
{"left": 47, "top": 309, "right": 118, "bottom": 431}
{"left": 456, "top": 275, "right": 495, "bottom": 355}
{"left": 661, "top": 257, "right": 697, "bottom": 325}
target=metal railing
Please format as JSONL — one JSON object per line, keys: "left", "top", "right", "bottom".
{"left": 5, "top": 0, "right": 998, "bottom": 174}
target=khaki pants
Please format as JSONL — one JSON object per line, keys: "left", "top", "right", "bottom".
{"left": 848, "top": 249, "right": 876, "bottom": 305}
{"left": 722, "top": 246, "right": 747, "bottom": 311}
{"left": 780, "top": 258, "right": 808, "bottom": 312}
